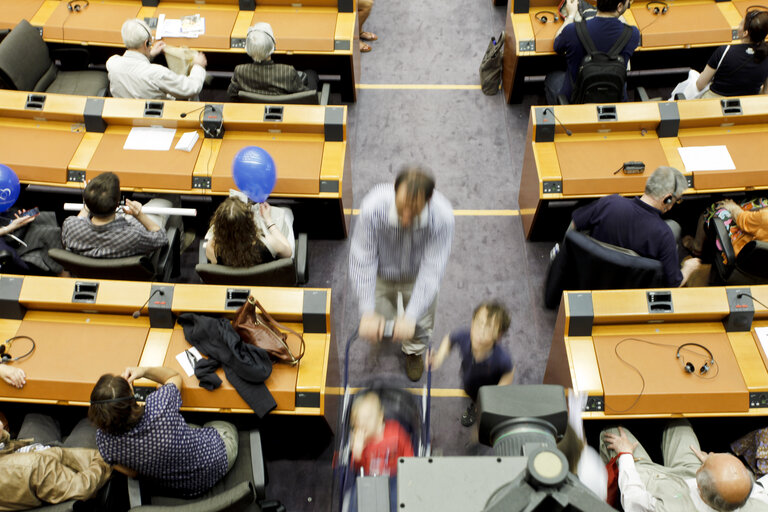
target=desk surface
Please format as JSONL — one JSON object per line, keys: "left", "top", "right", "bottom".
{"left": 0, "top": 123, "right": 84, "bottom": 184}
{"left": 544, "top": 287, "right": 768, "bottom": 419}
{"left": 0, "top": 276, "right": 332, "bottom": 416}
{"left": 0, "top": 0, "right": 45, "bottom": 29}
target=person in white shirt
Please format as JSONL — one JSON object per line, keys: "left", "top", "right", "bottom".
{"left": 107, "top": 18, "right": 207, "bottom": 100}
{"left": 601, "top": 420, "right": 768, "bottom": 511}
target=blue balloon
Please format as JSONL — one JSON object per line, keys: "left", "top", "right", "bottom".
{"left": 0, "top": 164, "right": 20, "bottom": 213}
{"left": 231, "top": 147, "right": 276, "bottom": 203}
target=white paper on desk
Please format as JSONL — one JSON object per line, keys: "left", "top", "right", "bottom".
{"left": 677, "top": 145, "right": 736, "bottom": 172}
{"left": 755, "top": 327, "right": 768, "bottom": 361}
{"left": 156, "top": 13, "right": 205, "bottom": 39}
{"left": 124, "top": 126, "right": 176, "bottom": 151}
{"left": 175, "top": 347, "right": 203, "bottom": 377}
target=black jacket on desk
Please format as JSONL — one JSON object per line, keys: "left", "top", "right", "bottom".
{"left": 177, "top": 313, "right": 276, "bottom": 417}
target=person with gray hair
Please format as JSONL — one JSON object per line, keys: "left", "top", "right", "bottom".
{"left": 600, "top": 420, "right": 768, "bottom": 511}
{"left": 569, "top": 166, "right": 701, "bottom": 287}
{"left": 106, "top": 18, "right": 207, "bottom": 100}
{"left": 227, "top": 22, "right": 317, "bottom": 99}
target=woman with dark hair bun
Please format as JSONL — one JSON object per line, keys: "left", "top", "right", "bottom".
{"left": 696, "top": 9, "right": 768, "bottom": 97}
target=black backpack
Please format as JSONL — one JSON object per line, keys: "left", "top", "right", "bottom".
{"left": 570, "top": 21, "right": 632, "bottom": 104}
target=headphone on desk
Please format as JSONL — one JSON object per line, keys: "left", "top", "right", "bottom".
{"left": 0, "top": 336, "right": 36, "bottom": 364}
{"left": 67, "top": 0, "right": 89, "bottom": 12}
{"left": 535, "top": 10, "right": 559, "bottom": 23}
{"left": 676, "top": 342, "right": 715, "bottom": 375}
{"left": 647, "top": 1, "right": 668, "bottom": 15}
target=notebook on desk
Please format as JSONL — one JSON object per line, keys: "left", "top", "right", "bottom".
{"left": 593, "top": 332, "right": 749, "bottom": 415}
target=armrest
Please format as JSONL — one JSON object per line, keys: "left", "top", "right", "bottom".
{"left": 249, "top": 429, "right": 266, "bottom": 500}
{"left": 155, "top": 224, "right": 180, "bottom": 281}
{"left": 636, "top": 86, "right": 650, "bottom": 102}
{"left": 556, "top": 94, "right": 569, "bottom": 105}
{"left": 127, "top": 477, "right": 143, "bottom": 509}
{"left": 709, "top": 217, "right": 736, "bottom": 281}
{"left": 52, "top": 48, "right": 91, "bottom": 71}
{"left": 318, "top": 82, "right": 331, "bottom": 105}
{"left": 199, "top": 237, "right": 209, "bottom": 264}
{"left": 295, "top": 232, "right": 308, "bottom": 284}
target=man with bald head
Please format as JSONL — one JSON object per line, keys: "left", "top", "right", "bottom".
{"left": 601, "top": 420, "right": 768, "bottom": 511}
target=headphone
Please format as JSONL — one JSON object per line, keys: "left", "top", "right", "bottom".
{"left": 90, "top": 394, "right": 139, "bottom": 405}
{"left": 663, "top": 174, "right": 680, "bottom": 205}
{"left": 745, "top": 7, "right": 768, "bottom": 33}
{"left": 647, "top": 1, "right": 668, "bottom": 15}
{"left": 247, "top": 25, "right": 276, "bottom": 47}
{"left": 535, "top": 10, "right": 559, "bottom": 23}
{"left": 676, "top": 343, "right": 715, "bottom": 375}
{"left": 67, "top": 0, "right": 89, "bottom": 12}
{"left": 0, "top": 336, "right": 35, "bottom": 364}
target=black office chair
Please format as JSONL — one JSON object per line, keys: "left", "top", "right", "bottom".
{"left": 48, "top": 225, "right": 180, "bottom": 281}
{"left": 126, "top": 429, "right": 285, "bottom": 512}
{"left": 544, "top": 229, "right": 667, "bottom": 309}
{"left": 195, "top": 233, "right": 308, "bottom": 286}
{"left": 709, "top": 216, "right": 768, "bottom": 285}
{"left": 0, "top": 20, "right": 108, "bottom": 96}
{"left": 237, "top": 83, "right": 330, "bottom": 105}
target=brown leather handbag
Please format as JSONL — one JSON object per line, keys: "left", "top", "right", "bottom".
{"left": 233, "top": 296, "right": 305, "bottom": 366}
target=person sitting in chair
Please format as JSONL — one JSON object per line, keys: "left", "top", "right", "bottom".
{"left": 107, "top": 18, "right": 208, "bottom": 100}
{"left": 683, "top": 198, "right": 768, "bottom": 258}
{"left": 61, "top": 172, "right": 173, "bottom": 259}
{"left": 227, "top": 22, "right": 318, "bottom": 99}
{"left": 205, "top": 195, "right": 293, "bottom": 267}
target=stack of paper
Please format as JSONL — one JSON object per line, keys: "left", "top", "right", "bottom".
{"left": 156, "top": 14, "right": 206, "bottom": 39}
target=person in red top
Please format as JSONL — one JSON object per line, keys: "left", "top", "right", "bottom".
{"left": 350, "top": 392, "right": 413, "bottom": 476}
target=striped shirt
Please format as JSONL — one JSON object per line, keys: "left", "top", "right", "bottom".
{"left": 349, "top": 184, "right": 454, "bottom": 321}
{"left": 62, "top": 214, "right": 167, "bottom": 259}
{"left": 227, "top": 60, "right": 309, "bottom": 98}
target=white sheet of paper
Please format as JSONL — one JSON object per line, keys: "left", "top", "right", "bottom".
{"left": 677, "top": 145, "right": 736, "bottom": 172}
{"left": 175, "top": 346, "right": 203, "bottom": 377}
{"left": 155, "top": 13, "right": 205, "bottom": 39}
{"left": 755, "top": 327, "right": 768, "bottom": 361}
{"left": 124, "top": 126, "right": 176, "bottom": 151}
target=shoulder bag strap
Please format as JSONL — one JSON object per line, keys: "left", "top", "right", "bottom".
{"left": 575, "top": 21, "right": 599, "bottom": 56}
{"left": 607, "top": 24, "right": 633, "bottom": 58}
{"left": 248, "top": 296, "right": 306, "bottom": 361}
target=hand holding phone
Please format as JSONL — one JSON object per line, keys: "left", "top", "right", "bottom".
{"left": 19, "top": 207, "right": 40, "bottom": 218}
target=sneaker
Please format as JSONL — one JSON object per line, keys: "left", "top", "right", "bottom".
{"left": 405, "top": 354, "right": 424, "bottom": 382}
{"left": 461, "top": 403, "right": 478, "bottom": 427}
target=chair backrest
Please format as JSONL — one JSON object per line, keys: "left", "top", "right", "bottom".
{"left": 238, "top": 89, "right": 318, "bottom": 105}
{"left": 735, "top": 240, "right": 768, "bottom": 280}
{"left": 0, "top": 19, "right": 56, "bottom": 91}
{"left": 545, "top": 230, "right": 666, "bottom": 309}
{"left": 195, "top": 258, "right": 296, "bottom": 286}
{"left": 48, "top": 249, "right": 157, "bottom": 281}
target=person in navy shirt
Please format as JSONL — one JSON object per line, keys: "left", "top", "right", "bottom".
{"left": 570, "top": 166, "right": 701, "bottom": 287}
{"left": 545, "top": 0, "right": 640, "bottom": 104}
{"left": 88, "top": 366, "right": 238, "bottom": 497}
{"left": 430, "top": 301, "right": 514, "bottom": 427}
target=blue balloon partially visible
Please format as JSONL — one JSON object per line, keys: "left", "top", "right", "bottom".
{"left": 231, "top": 146, "right": 277, "bottom": 203}
{"left": 0, "top": 164, "right": 20, "bottom": 213}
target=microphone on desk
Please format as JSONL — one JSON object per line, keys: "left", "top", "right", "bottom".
{"left": 542, "top": 108, "right": 573, "bottom": 136}
{"left": 180, "top": 105, "right": 214, "bottom": 118}
{"left": 133, "top": 289, "right": 165, "bottom": 318}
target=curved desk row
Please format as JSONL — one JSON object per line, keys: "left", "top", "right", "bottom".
{"left": 519, "top": 95, "right": 768, "bottom": 239}
{"left": 544, "top": 285, "right": 768, "bottom": 419}
{"left": 0, "top": 275, "right": 332, "bottom": 418}
{"left": 0, "top": 0, "right": 360, "bottom": 101}
{"left": 502, "top": 0, "right": 752, "bottom": 102}
{"left": 0, "top": 90, "right": 352, "bottom": 238}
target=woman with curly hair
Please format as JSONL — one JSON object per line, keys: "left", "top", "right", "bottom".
{"left": 205, "top": 197, "right": 292, "bottom": 267}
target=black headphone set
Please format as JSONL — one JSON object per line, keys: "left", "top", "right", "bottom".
{"left": 67, "top": 0, "right": 89, "bottom": 12}
{"left": 663, "top": 175, "right": 680, "bottom": 205}
{"left": 535, "top": 10, "right": 560, "bottom": 23}
{"left": 0, "top": 336, "right": 35, "bottom": 364}
{"left": 647, "top": 1, "right": 668, "bottom": 14}
{"left": 745, "top": 6, "right": 768, "bottom": 31}
{"left": 676, "top": 343, "right": 715, "bottom": 375}
{"left": 247, "top": 26, "right": 276, "bottom": 47}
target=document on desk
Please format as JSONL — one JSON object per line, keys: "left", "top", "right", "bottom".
{"left": 755, "top": 327, "right": 768, "bottom": 361}
{"left": 124, "top": 127, "right": 176, "bottom": 151}
{"left": 176, "top": 347, "right": 203, "bottom": 377}
{"left": 677, "top": 145, "right": 736, "bottom": 172}
{"left": 156, "top": 14, "right": 206, "bottom": 39}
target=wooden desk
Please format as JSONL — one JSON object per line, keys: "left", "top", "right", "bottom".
{"left": 0, "top": 90, "right": 352, "bottom": 238}
{"left": 19, "top": 0, "right": 360, "bottom": 101}
{"left": 501, "top": 0, "right": 742, "bottom": 103}
{"left": 0, "top": 276, "right": 332, "bottom": 418}
{"left": 518, "top": 97, "right": 768, "bottom": 240}
{"left": 543, "top": 286, "right": 768, "bottom": 419}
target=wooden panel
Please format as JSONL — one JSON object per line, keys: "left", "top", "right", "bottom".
{"left": 19, "top": 276, "right": 151, "bottom": 313}
{"left": 210, "top": 133, "right": 323, "bottom": 195}
{"left": 0, "top": 0, "right": 45, "bottom": 29}
{"left": 44, "top": 0, "right": 141, "bottom": 44}
{"left": 594, "top": 332, "right": 748, "bottom": 415}
{"left": 86, "top": 126, "right": 202, "bottom": 190}
{"left": 171, "top": 283, "right": 304, "bottom": 320}
{"left": 679, "top": 131, "right": 768, "bottom": 189}
{"left": 156, "top": 5, "right": 239, "bottom": 50}
{"left": 249, "top": 7, "right": 336, "bottom": 52}
{"left": 569, "top": 337, "right": 603, "bottom": 396}
{"left": 630, "top": 2, "right": 731, "bottom": 48}
{"left": 528, "top": 9, "right": 559, "bottom": 53}
{"left": 0, "top": 123, "right": 83, "bottom": 184}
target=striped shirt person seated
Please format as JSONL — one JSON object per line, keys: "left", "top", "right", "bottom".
{"left": 349, "top": 166, "right": 454, "bottom": 382}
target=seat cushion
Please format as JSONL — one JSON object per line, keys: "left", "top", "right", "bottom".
{"left": 0, "top": 19, "right": 53, "bottom": 91}
{"left": 46, "top": 70, "right": 108, "bottom": 96}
